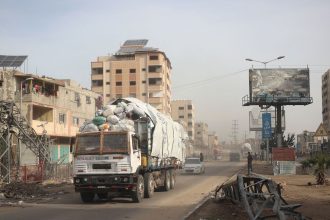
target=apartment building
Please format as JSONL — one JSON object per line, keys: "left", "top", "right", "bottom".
{"left": 322, "top": 69, "right": 330, "bottom": 133}
{"left": 91, "top": 39, "right": 172, "bottom": 114}
{"left": 0, "top": 69, "right": 99, "bottom": 164}
{"left": 171, "top": 100, "right": 195, "bottom": 141}
{"left": 194, "top": 122, "right": 209, "bottom": 148}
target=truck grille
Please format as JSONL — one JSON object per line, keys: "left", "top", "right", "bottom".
{"left": 92, "top": 163, "right": 111, "bottom": 169}
{"left": 75, "top": 164, "right": 87, "bottom": 173}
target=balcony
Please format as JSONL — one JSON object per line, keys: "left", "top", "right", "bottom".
{"left": 21, "top": 92, "right": 56, "bottom": 106}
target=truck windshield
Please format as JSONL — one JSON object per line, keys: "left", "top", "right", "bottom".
{"left": 103, "top": 133, "right": 128, "bottom": 153}
{"left": 75, "top": 135, "right": 101, "bottom": 154}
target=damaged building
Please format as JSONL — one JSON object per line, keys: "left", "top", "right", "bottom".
{"left": 0, "top": 55, "right": 99, "bottom": 182}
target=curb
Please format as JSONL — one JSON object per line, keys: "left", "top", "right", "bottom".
{"left": 182, "top": 194, "right": 210, "bottom": 220}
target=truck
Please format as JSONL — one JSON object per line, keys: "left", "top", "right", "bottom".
{"left": 73, "top": 98, "right": 187, "bottom": 203}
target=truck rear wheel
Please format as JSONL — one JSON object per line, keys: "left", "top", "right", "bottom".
{"left": 80, "top": 192, "right": 95, "bottom": 203}
{"left": 132, "top": 175, "right": 144, "bottom": 203}
{"left": 169, "top": 169, "right": 175, "bottom": 189}
{"left": 144, "top": 173, "right": 154, "bottom": 198}
{"left": 164, "top": 170, "right": 171, "bottom": 191}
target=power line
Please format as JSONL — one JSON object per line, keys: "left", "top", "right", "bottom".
{"left": 172, "top": 68, "right": 249, "bottom": 90}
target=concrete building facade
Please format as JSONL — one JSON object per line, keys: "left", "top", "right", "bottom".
{"left": 170, "top": 100, "right": 195, "bottom": 141}
{"left": 194, "top": 122, "right": 209, "bottom": 148}
{"left": 322, "top": 69, "right": 330, "bottom": 133}
{"left": 0, "top": 69, "right": 99, "bottom": 164}
{"left": 91, "top": 39, "right": 172, "bottom": 114}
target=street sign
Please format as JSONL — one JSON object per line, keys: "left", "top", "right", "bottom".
{"left": 262, "top": 113, "right": 272, "bottom": 139}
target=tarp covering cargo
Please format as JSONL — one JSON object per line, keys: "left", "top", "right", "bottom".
{"left": 110, "top": 98, "right": 187, "bottom": 162}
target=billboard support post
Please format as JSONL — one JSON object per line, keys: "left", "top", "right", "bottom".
{"left": 276, "top": 105, "right": 282, "bottom": 147}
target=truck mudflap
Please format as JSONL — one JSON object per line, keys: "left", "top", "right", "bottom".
{"left": 74, "top": 174, "right": 137, "bottom": 193}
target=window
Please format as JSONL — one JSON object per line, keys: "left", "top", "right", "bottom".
{"left": 59, "top": 113, "right": 66, "bottom": 124}
{"left": 130, "top": 81, "right": 136, "bottom": 86}
{"left": 106, "top": 82, "right": 110, "bottom": 85}
{"left": 116, "top": 82, "right": 122, "bottom": 86}
{"left": 106, "top": 94, "right": 110, "bottom": 97}
{"left": 86, "top": 96, "right": 91, "bottom": 104}
{"left": 73, "top": 117, "right": 79, "bottom": 126}
{"left": 179, "top": 107, "right": 184, "bottom": 110}
{"left": 142, "top": 80, "right": 146, "bottom": 84}
{"left": 74, "top": 92, "right": 80, "bottom": 102}
{"left": 106, "top": 69, "right": 110, "bottom": 72}
{"left": 92, "top": 80, "right": 103, "bottom": 87}
{"left": 188, "top": 105, "right": 192, "bottom": 110}
{"left": 129, "top": 69, "right": 136, "bottom": 73}
{"left": 148, "top": 78, "right": 162, "bottom": 85}
{"left": 179, "top": 115, "right": 184, "bottom": 119}
{"left": 188, "top": 113, "right": 192, "bottom": 119}
{"left": 142, "top": 68, "right": 146, "bottom": 71}
{"left": 116, "top": 69, "right": 122, "bottom": 74}
{"left": 116, "top": 94, "right": 122, "bottom": 98}
{"left": 148, "top": 65, "right": 162, "bottom": 73}
{"left": 142, "top": 93, "right": 147, "bottom": 96}
{"left": 188, "top": 131, "right": 193, "bottom": 136}
{"left": 129, "top": 93, "right": 136, "bottom": 98}
{"left": 92, "top": 68, "right": 103, "bottom": 75}
{"left": 149, "top": 55, "right": 159, "bottom": 60}
{"left": 188, "top": 122, "right": 193, "bottom": 126}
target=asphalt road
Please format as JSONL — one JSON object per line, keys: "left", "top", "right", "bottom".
{"left": 0, "top": 161, "right": 244, "bottom": 220}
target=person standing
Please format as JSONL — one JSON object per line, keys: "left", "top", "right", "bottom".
{"left": 247, "top": 152, "right": 253, "bottom": 175}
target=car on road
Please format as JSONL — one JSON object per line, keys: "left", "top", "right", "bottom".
{"left": 183, "top": 157, "right": 205, "bottom": 174}
{"left": 229, "top": 152, "right": 240, "bottom": 161}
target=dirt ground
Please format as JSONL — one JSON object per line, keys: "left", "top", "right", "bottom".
{"left": 187, "top": 161, "right": 330, "bottom": 220}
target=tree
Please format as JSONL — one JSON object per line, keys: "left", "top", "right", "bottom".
{"left": 301, "top": 153, "right": 330, "bottom": 185}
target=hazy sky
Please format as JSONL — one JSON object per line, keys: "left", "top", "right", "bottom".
{"left": 1, "top": 0, "right": 330, "bottom": 142}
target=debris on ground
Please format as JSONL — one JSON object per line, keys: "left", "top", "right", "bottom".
{"left": 0, "top": 182, "right": 48, "bottom": 199}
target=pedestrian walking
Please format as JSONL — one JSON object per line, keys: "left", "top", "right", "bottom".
{"left": 247, "top": 152, "right": 253, "bottom": 175}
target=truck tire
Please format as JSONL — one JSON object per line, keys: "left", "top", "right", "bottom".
{"left": 169, "top": 169, "right": 175, "bottom": 189}
{"left": 80, "top": 192, "right": 95, "bottom": 203}
{"left": 164, "top": 170, "right": 171, "bottom": 191}
{"left": 144, "top": 173, "right": 154, "bottom": 198}
{"left": 132, "top": 175, "right": 144, "bottom": 203}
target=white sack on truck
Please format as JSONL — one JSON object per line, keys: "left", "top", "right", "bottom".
{"left": 110, "top": 98, "right": 187, "bottom": 162}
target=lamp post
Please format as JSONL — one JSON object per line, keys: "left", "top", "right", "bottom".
{"left": 245, "top": 56, "right": 285, "bottom": 68}
{"left": 20, "top": 77, "right": 34, "bottom": 112}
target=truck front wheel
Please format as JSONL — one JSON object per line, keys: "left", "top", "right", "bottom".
{"left": 144, "top": 173, "right": 154, "bottom": 198}
{"left": 132, "top": 175, "right": 144, "bottom": 203}
{"left": 80, "top": 192, "right": 95, "bottom": 203}
{"left": 164, "top": 170, "right": 171, "bottom": 191}
{"left": 170, "top": 169, "right": 175, "bottom": 189}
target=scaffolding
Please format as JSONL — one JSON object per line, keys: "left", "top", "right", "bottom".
{"left": 0, "top": 100, "right": 50, "bottom": 183}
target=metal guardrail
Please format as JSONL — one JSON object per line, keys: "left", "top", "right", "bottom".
{"left": 214, "top": 173, "right": 306, "bottom": 220}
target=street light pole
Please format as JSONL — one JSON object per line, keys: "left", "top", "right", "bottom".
{"left": 245, "top": 56, "right": 285, "bottom": 68}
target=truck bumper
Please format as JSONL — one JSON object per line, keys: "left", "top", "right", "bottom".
{"left": 74, "top": 174, "right": 137, "bottom": 193}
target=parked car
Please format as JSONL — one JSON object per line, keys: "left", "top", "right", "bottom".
{"left": 183, "top": 157, "right": 205, "bottom": 174}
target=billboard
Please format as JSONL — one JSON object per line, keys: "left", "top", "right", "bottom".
{"left": 249, "top": 68, "right": 310, "bottom": 104}
{"left": 249, "top": 107, "right": 285, "bottom": 132}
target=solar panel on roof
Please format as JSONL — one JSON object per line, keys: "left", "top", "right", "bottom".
{"left": 0, "top": 55, "right": 27, "bottom": 67}
{"left": 122, "top": 39, "right": 148, "bottom": 47}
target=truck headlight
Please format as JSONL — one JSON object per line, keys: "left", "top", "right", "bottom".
{"left": 75, "top": 178, "right": 80, "bottom": 183}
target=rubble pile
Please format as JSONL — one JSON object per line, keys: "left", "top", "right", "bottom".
{"left": 0, "top": 182, "right": 48, "bottom": 199}
{"left": 79, "top": 101, "right": 146, "bottom": 133}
